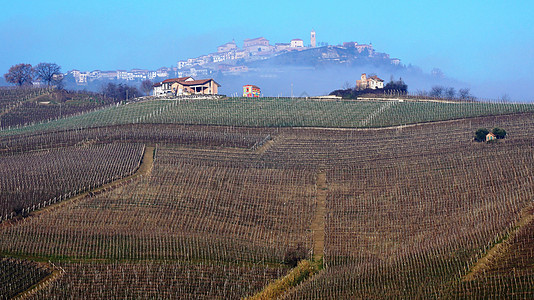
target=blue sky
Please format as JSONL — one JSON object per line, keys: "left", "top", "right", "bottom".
{"left": 1, "top": 0, "right": 533, "bottom": 99}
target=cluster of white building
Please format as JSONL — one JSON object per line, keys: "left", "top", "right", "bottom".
{"left": 66, "top": 30, "right": 401, "bottom": 85}
{"left": 176, "top": 31, "right": 320, "bottom": 75}
{"left": 68, "top": 69, "right": 167, "bottom": 84}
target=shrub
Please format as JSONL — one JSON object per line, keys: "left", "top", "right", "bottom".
{"left": 283, "top": 243, "right": 308, "bottom": 267}
{"left": 474, "top": 128, "right": 489, "bottom": 142}
{"left": 492, "top": 127, "right": 507, "bottom": 139}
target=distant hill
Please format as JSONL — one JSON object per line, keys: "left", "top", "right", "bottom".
{"left": 247, "top": 46, "right": 398, "bottom": 69}
{"left": 215, "top": 46, "right": 408, "bottom": 97}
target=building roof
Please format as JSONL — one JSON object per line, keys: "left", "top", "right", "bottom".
{"left": 291, "top": 39, "right": 303, "bottom": 41}
{"left": 244, "top": 37, "right": 268, "bottom": 42}
{"left": 244, "top": 85, "right": 260, "bottom": 89}
{"left": 181, "top": 79, "right": 221, "bottom": 87}
{"left": 218, "top": 41, "right": 236, "bottom": 47}
{"left": 162, "top": 77, "right": 193, "bottom": 84}
{"left": 369, "top": 75, "right": 384, "bottom": 82}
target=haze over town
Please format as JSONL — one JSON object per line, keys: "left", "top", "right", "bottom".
{"left": 1, "top": 0, "right": 533, "bottom": 100}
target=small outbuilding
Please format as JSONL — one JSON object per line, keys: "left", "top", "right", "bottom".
{"left": 243, "top": 85, "right": 261, "bottom": 97}
{"left": 486, "top": 132, "right": 497, "bottom": 142}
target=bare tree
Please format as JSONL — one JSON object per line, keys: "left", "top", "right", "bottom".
{"left": 34, "top": 63, "right": 62, "bottom": 87}
{"left": 499, "top": 94, "right": 511, "bottom": 103}
{"left": 459, "top": 88, "right": 471, "bottom": 100}
{"left": 141, "top": 79, "right": 153, "bottom": 96}
{"left": 342, "top": 81, "right": 353, "bottom": 90}
{"left": 4, "top": 63, "right": 34, "bottom": 86}
{"left": 445, "top": 87, "right": 456, "bottom": 99}
{"left": 429, "top": 86, "right": 444, "bottom": 97}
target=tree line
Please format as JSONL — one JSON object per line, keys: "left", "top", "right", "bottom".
{"left": 4, "top": 63, "right": 155, "bottom": 101}
{"left": 4, "top": 63, "right": 64, "bottom": 88}
{"left": 418, "top": 86, "right": 475, "bottom": 101}
{"left": 330, "top": 76, "right": 408, "bottom": 99}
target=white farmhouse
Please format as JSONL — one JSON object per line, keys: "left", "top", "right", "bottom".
{"left": 356, "top": 73, "right": 384, "bottom": 90}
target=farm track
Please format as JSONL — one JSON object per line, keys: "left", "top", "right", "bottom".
{"left": 311, "top": 172, "right": 327, "bottom": 259}
{"left": 463, "top": 202, "right": 534, "bottom": 281}
{"left": 255, "top": 139, "right": 275, "bottom": 155}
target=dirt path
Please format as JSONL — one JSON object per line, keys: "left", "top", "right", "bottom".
{"left": 13, "top": 262, "right": 65, "bottom": 300}
{"left": 0, "top": 145, "right": 155, "bottom": 230}
{"left": 255, "top": 139, "right": 274, "bottom": 154}
{"left": 463, "top": 203, "right": 534, "bottom": 281}
{"left": 311, "top": 172, "right": 327, "bottom": 259}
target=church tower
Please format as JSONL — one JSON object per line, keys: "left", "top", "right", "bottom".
{"left": 311, "top": 30, "right": 316, "bottom": 48}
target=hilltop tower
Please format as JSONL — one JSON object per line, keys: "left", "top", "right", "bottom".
{"left": 311, "top": 30, "right": 316, "bottom": 48}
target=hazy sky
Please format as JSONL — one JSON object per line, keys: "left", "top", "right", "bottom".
{"left": 1, "top": 0, "right": 533, "bottom": 99}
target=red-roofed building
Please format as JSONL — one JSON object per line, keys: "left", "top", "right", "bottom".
{"left": 153, "top": 77, "right": 220, "bottom": 96}
{"left": 356, "top": 73, "right": 384, "bottom": 90}
{"left": 243, "top": 85, "right": 261, "bottom": 97}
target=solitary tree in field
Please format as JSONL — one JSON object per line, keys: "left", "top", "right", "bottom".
{"left": 141, "top": 79, "right": 153, "bottom": 96}
{"left": 34, "top": 63, "right": 62, "bottom": 87}
{"left": 4, "top": 63, "right": 34, "bottom": 86}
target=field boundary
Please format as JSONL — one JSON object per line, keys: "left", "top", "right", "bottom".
{"left": 311, "top": 172, "right": 327, "bottom": 260}
{"left": 245, "top": 259, "right": 322, "bottom": 300}
{"left": 292, "top": 112, "right": 534, "bottom": 132}
{"left": 463, "top": 201, "right": 534, "bottom": 281}
{"left": 13, "top": 261, "right": 65, "bottom": 300}
{"left": 254, "top": 136, "right": 274, "bottom": 154}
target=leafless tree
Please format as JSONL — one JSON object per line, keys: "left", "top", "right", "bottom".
{"left": 34, "top": 63, "right": 62, "bottom": 87}
{"left": 459, "top": 88, "right": 471, "bottom": 100}
{"left": 429, "top": 86, "right": 444, "bottom": 97}
{"left": 445, "top": 87, "right": 456, "bottom": 99}
{"left": 342, "top": 81, "right": 353, "bottom": 90}
{"left": 141, "top": 79, "right": 153, "bottom": 96}
{"left": 4, "top": 63, "right": 34, "bottom": 86}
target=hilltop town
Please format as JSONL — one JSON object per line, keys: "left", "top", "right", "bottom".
{"left": 64, "top": 31, "right": 401, "bottom": 87}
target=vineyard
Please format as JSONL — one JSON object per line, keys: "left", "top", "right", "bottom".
{"left": 0, "top": 257, "right": 52, "bottom": 299}
{"left": 0, "top": 94, "right": 533, "bottom": 298}
{"left": 0, "top": 87, "right": 116, "bottom": 130}
{"left": 0, "top": 143, "right": 145, "bottom": 220}
{"left": 2, "top": 97, "right": 534, "bottom": 137}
